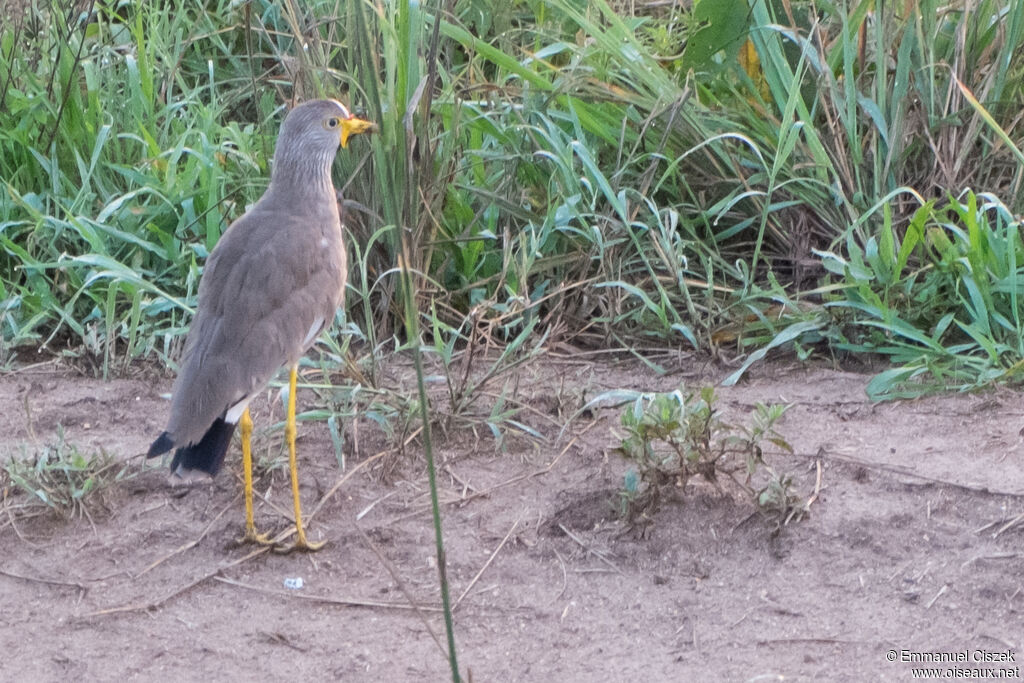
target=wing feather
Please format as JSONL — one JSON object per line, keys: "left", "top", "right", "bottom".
{"left": 166, "top": 199, "right": 346, "bottom": 446}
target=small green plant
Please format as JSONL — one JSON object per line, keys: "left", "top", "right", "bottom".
{"left": 424, "top": 295, "right": 547, "bottom": 445}
{"left": 2, "top": 428, "right": 127, "bottom": 520}
{"left": 615, "top": 386, "right": 800, "bottom": 530}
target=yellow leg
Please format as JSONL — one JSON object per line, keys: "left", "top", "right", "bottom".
{"left": 276, "top": 366, "right": 325, "bottom": 553}
{"left": 240, "top": 407, "right": 273, "bottom": 545}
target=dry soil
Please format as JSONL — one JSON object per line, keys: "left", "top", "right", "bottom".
{"left": 2, "top": 355, "right": 1024, "bottom": 682}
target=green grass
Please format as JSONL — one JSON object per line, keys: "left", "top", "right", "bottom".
{"left": 820, "top": 191, "right": 1024, "bottom": 399}
{"left": 2, "top": 426, "right": 128, "bottom": 521}
{"left": 4, "top": 0, "right": 1023, "bottom": 392}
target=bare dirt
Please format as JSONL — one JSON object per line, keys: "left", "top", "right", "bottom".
{"left": 2, "top": 355, "right": 1024, "bottom": 682}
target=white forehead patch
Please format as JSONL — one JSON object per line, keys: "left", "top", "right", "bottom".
{"left": 327, "top": 98, "right": 352, "bottom": 119}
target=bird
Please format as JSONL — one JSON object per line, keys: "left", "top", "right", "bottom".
{"left": 147, "top": 99, "right": 375, "bottom": 552}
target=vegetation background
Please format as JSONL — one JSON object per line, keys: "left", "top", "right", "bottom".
{"left": 3, "top": 0, "right": 1024, "bottom": 400}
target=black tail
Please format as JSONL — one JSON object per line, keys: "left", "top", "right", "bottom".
{"left": 147, "top": 432, "right": 175, "bottom": 458}
{"left": 147, "top": 418, "right": 236, "bottom": 476}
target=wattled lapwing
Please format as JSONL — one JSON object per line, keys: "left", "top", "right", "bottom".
{"left": 148, "top": 99, "right": 375, "bottom": 552}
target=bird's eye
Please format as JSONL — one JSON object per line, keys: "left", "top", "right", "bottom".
{"left": 324, "top": 117, "right": 341, "bottom": 129}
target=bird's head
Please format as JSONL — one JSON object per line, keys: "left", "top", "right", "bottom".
{"left": 270, "top": 99, "right": 376, "bottom": 190}
{"left": 278, "top": 99, "right": 376, "bottom": 158}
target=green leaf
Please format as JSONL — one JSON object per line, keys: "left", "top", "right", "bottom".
{"left": 722, "top": 320, "right": 824, "bottom": 386}
{"left": 681, "top": 0, "right": 750, "bottom": 71}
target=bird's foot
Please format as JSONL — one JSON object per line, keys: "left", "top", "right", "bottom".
{"left": 273, "top": 531, "right": 326, "bottom": 554}
{"left": 239, "top": 526, "right": 276, "bottom": 546}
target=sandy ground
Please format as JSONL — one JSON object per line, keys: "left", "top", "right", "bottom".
{"left": 2, "top": 355, "right": 1024, "bottom": 682}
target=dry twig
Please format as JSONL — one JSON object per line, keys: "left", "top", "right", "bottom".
{"left": 453, "top": 516, "right": 520, "bottom": 611}
{"left": 214, "top": 575, "right": 440, "bottom": 612}
{"left": 557, "top": 523, "right": 622, "bottom": 575}
{"left": 352, "top": 522, "right": 447, "bottom": 658}
{"left": 134, "top": 497, "right": 234, "bottom": 577}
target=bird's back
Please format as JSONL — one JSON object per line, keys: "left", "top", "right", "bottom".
{"left": 165, "top": 193, "right": 346, "bottom": 448}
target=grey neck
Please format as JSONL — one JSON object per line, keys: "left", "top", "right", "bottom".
{"left": 265, "top": 149, "right": 337, "bottom": 206}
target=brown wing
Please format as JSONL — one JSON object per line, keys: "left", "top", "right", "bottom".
{"left": 165, "top": 198, "right": 346, "bottom": 447}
